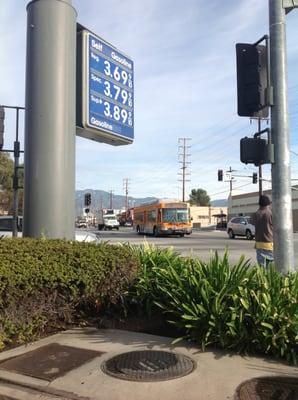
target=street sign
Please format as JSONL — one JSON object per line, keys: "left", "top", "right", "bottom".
{"left": 77, "top": 30, "right": 134, "bottom": 145}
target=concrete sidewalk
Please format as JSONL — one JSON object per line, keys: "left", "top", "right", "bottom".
{"left": 0, "top": 328, "right": 297, "bottom": 400}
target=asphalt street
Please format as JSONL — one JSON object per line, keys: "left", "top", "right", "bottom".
{"left": 89, "top": 228, "right": 298, "bottom": 265}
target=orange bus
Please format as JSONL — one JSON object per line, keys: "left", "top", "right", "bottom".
{"left": 133, "top": 199, "right": 192, "bottom": 237}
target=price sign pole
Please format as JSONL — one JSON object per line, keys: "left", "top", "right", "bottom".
{"left": 24, "top": 0, "right": 77, "bottom": 239}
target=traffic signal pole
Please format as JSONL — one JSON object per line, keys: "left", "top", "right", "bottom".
{"left": 269, "top": 0, "right": 295, "bottom": 272}
{"left": 23, "top": 0, "right": 77, "bottom": 239}
{"left": 258, "top": 119, "right": 263, "bottom": 196}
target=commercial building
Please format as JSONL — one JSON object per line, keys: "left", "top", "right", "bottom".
{"left": 228, "top": 187, "right": 298, "bottom": 231}
{"left": 190, "top": 206, "right": 227, "bottom": 228}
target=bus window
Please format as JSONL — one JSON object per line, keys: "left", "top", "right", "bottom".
{"left": 148, "top": 210, "right": 157, "bottom": 222}
{"left": 162, "top": 208, "right": 188, "bottom": 223}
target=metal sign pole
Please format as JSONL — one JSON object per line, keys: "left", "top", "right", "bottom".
{"left": 24, "top": 0, "right": 77, "bottom": 239}
{"left": 12, "top": 108, "right": 20, "bottom": 237}
{"left": 269, "top": 0, "right": 295, "bottom": 272}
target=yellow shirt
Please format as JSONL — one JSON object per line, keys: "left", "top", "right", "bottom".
{"left": 255, "top": 242, "right": 273, "bottom": 251}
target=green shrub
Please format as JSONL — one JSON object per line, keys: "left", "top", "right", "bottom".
{"left": 0, "top": 238, "right": 139, "bottom": 349}
{"left": 126, "top": 246, "right": 298, "bottom": 364}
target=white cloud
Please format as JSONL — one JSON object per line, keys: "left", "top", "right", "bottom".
{"left": 1, "top": 0, "right": 298, "bottom": 201}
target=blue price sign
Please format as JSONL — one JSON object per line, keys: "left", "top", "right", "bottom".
{"left": 77, "top": 30, "right": 134, "bottom": 145}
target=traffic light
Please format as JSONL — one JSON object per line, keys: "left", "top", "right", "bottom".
{"left": 84, "top": 192, "right": 91, "bottom": 206}
{"left": 240, "top": 137, "right": 273, "bottom": 165}
{"left": 236, "top": 43, "right": 268, "bottom": 118}
{"left": 252, "top": 172, "right": 258, "bottom": 184}
{"left": 0, "top": 106, "right": 5, "bottom": 150}
{"left": 218, "top": 169, "right": 223, "bottom": 181}
{"left": 85, "top": 208, "right": 90, "bottom": 214}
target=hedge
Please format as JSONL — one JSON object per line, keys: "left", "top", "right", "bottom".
{"left": 0, "top": 238, "right": 139, "bottom": 349}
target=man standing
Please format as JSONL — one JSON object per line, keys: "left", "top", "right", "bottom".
{"left": 252, "top": 195, "right": 274, "bottom": 267}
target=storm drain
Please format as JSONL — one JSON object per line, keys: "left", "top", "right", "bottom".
{"left": 101, "top": 350, "right": 195, "bottom": 382}
{"left": 235, "top": 376, "right": 298, "bottom": 400}
{"left": 0, "top": 343, "right": 104, "bottom": 381}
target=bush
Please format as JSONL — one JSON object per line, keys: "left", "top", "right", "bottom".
{"left": 0, "top": 238, "right": 139, "bottom": 349}
{"left": 125, "top": 245, "right": 298, "bottom": 364}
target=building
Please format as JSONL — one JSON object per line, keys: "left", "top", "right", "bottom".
{"left": 190, "top": 206, "right": 227, "bottom": 228}
{"left": 228, "top": 187, "right": 298, "bottom": 231}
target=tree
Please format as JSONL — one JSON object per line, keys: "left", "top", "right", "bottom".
{"left": 0, "top": 152, "right": 23, "bottom": 214}
{"left": 189, "top": 188, "right": 210, "bottom": 206}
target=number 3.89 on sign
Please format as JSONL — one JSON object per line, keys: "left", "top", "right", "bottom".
{"left": 103, "top": 101, "right": 132, "bottom": 126}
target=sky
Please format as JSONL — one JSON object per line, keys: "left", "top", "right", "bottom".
{"left": 0, "top": 0, "right": 298, "bottom": 201}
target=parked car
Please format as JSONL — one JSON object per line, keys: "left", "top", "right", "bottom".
{"left": 76, "top": 219, "right": 88, "bottom": 228}
{"left": 227, "top": 216, "right": 255, "bottom": 240}
{"left": 0, "top": 216, "right": 99, "bottom": 243}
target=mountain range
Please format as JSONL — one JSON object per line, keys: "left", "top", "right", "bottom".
{"left": 75, "top": 190, "right": 227, "bottom": 215}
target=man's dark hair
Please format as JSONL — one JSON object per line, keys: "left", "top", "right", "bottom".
{"left": 259, "top": 195, "right": 271, "bottom": 207}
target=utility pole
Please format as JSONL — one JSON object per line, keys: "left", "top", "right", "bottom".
{"left": 227, "top": 166, "right": 235, "bottom": 196}
{"left": 123, "top": 178, "right": 130, "bottom": 210}
{"left": 178, "top": 138, "right": 191, "bottom": 202}
{"left": 269, "top": 0, "right": 295, "bottom": 272}
{"left": 109, "top": 190, "right": 114, "bottom": 209}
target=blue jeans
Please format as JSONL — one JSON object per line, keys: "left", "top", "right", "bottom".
{"left": 256, "top": 248, "right": 274, "bottom": 267}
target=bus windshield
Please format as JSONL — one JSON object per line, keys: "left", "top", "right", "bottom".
{"left": 162, "top": 208, "right": 188, "bottom": 223}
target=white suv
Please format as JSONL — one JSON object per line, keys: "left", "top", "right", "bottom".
{"left": 227, "top": 216, "right": 255, "bottom": 240}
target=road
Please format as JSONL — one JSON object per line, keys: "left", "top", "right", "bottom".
{"left": 88, "top": 227, "right": 298, "bottom": 265}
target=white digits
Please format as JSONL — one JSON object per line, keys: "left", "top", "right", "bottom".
{"left": 103, "top": 101, "right": 111, "bottom": 117}
{"left": 104, "top": 81, "right": 111, "bottom": 97}
{"left": 121, "top": 70, "right": 128, "bottom": 85}
{"left": 113, "top": 105, "right": 120, "bottom": 120}
{"left": 121, "top": 109, "right": 128, "bottom": 124}
{"left": 121, "top": 89, "right": 128, "bottom": 105}
{"left": 113, "top": 84, "right": 121, "bottom": 100}
{"left": 113, "top": 66, "right": 121, "bottom": 81}
{"left": 104, "top": 61, "right": 111, "bottom": 76}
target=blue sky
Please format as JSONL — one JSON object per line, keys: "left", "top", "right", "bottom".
{"left": 1, "top": 0, "right": 298, "bottom": 200}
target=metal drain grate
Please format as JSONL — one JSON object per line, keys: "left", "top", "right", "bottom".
{"left": 235, "top": 376, "right": 298, "bottom": 400}
{"left": 0, "top": 343, "right": 104, "bottom": 381}
{"left": 101, "top": 350, "right": 195, "bottom": 382}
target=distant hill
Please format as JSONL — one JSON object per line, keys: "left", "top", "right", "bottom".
{"left": 75, "top": 189, "right": 157, "bottom": 216}
{"left": 210, "top": 199, "right": 228, "bottom": 207}
{"left": 75, "top": 191, "right": 228, "bottom": 216}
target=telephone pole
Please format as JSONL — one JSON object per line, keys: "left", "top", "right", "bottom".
{"left": 178, "top": 138, "right": 191, "bottom": 202}
{"left": 123, "top": 178, "right": 130, "bottom": 210}
{"left": 109, "top": 190, "right": 114, "bottom": 209}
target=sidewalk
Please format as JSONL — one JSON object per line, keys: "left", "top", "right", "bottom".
{"left": 0, "top": 328, "right": 297, "bottom": 399}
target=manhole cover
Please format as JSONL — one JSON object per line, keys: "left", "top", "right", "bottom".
{"left": 235, "top": 376, "right": 298, "bottom": 400}
{"left": 0, "top": 343, "right": 104, "bottom": 381}
{"left": 101, "top": 350, "right": 195, "bottom": 382}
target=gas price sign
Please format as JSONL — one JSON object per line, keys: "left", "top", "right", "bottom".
{"left": 77, "top": 30, "right": 134, "bottom": 145}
